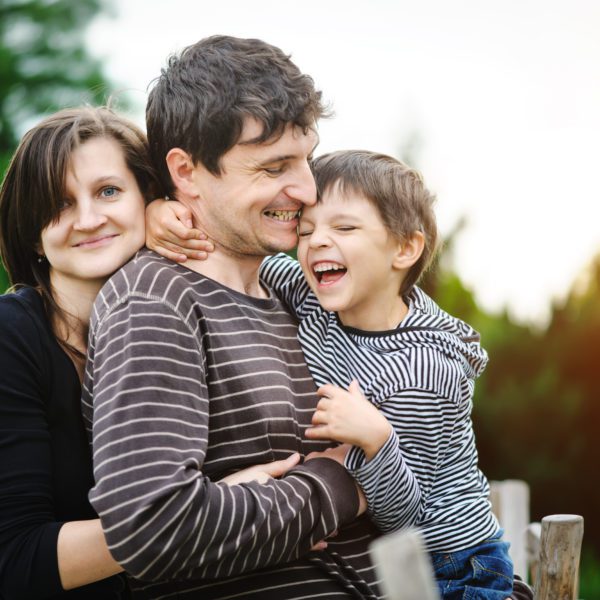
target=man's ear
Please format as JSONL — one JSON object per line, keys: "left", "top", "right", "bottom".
{"left": 393, "top": 231, "right": 425, "bottom": 270}
{"left": 166, "top": 148, "right": 199, "bottom": 199}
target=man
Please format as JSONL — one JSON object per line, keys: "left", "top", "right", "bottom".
{"left": 83, "top": 36, "right": 381, "bottom": 599}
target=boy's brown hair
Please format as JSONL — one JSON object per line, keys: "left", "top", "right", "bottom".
{"left": 312, "top": 150, "right": 438, "bottom": 296}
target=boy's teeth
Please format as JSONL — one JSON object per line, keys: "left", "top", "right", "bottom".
{"left": 265, "top": 210, "right": 299, "bottom": 221}
{"left": 314, "top": 262, "right": 345, "bottom": 272}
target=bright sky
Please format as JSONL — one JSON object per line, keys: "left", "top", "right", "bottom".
{"left": 87, "top": 0, "right": 600, "bottom": 325}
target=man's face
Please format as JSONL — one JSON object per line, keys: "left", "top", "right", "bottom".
{"left": 189, "top": 118, "right": 319, "bottom": 258}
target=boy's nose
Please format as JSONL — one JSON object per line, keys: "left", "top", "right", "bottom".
{"left": 308, "top": 228, "right": 331, "bottom": 249}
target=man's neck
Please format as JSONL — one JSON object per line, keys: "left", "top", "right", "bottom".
{"left": 181, "top": 250, "right": 268, "bottom": 298}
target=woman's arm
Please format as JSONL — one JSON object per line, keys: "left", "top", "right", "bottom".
{"left": 0, "top": 294, "right": 122, "bottom": 598}
{"left": 57, "top": 520, "right": 122, "bottom": 590}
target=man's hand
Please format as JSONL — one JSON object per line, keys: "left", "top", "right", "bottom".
{"left": 220, "top": 452, "right": 301, "bottom": 485}
{"left": 145, "top": 198, "right": 214, "bottom": 263}
{"left": 305, "top": 380, "right": 392, "bottom": 461}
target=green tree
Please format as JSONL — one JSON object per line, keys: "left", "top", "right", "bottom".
{"left": 1, "top": 0, "right": 115, "bottom": 290}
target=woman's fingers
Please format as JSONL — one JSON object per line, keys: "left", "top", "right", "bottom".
{"left": 260, "top": 452, "right": 301, "bottom": 478}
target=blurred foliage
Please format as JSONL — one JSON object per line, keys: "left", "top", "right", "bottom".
{"left": 422, "top": 234, "right": 600, "bottom": 571}
{"left": 0, "top": 0, "right": 115, "bottom": 286}
{"left": 580, "top": 547, "right": 600, "bottom": 599}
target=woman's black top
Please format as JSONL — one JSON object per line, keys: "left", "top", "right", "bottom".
{"left": 0, "top": 287, "right": 125, "bottom": 599}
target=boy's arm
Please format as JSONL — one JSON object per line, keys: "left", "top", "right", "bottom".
{"left": 83, "top": 296, "right": 359, "bottom": 582}
{"left": 306, "top": 383, "right": 454, "bottom": 533}
{"left": 345, "top": 388, "right": 455, "bottom": 533}
{"left": 259, "top": 254, "right": 313, "bottom": 319}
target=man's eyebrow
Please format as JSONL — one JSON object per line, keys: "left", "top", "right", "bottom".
{"left": 257, "top": 154, "right": 295, "bottom": 165}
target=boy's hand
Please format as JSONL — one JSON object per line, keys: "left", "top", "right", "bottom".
{"left": 305, "top": 380, "right": 392, "bottom": 461}
{"left": 145, "top": 198, "right": 214, "bottom": 263}
{"left": 219, "top": 452, "right": 301, "bottom": 485}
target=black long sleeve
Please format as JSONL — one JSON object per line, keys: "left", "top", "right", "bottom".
{"left": 0, "top": 288, "right": 124, "bottom": 599}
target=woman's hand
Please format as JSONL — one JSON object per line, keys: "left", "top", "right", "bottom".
{"left": 305, "top": 380, "right": 392, "bottom": 461}
{"left": 305, "top": 443, "right": 352, "bottom": 466}
{"left": 145, "top": 198, "right": 214, "bottom": 263}
{"left": 220, "top": 452, "right": 301, "bottom": 485}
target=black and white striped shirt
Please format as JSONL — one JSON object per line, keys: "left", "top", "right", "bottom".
{"left": 82, "top": 249, "right": 382, "bottom": 599}
{"left": 261, "top": 253, "right": 499, "bottom": 553}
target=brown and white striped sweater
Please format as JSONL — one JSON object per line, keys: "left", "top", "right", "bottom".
{"left": 82, "top": 249, "right": 382, "bottom": 599}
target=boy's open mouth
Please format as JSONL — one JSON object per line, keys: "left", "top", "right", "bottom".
{"left": 313, "top": 261, "right": 347, "bottom": 284}
{"left": 263, "top": 209, "right": 300, "bottom": 222}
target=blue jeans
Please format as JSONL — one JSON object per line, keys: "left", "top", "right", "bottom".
{"left": 430, "top": 531, "right": 514, "bottom": 600}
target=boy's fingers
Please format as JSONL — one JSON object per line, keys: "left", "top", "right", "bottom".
{"left": 311, "top": 409, "right": 328, "bottom": 425}
{"left": 315, "top": 397, "right": 331, "bottom": 412}
{"left": 171, "top": 202, "right": 194, "bottom": 227}
{"left": 317, "top": 384, "right": 336, "bottom": 397}
{"left": 164, "top": 218, "right": 196, "bottom": 241}
{"left": 348, "top": 379, "right": 362, "bottom": 394}
{"left": 151, "top": 244, "right": 187, "bottom": 263}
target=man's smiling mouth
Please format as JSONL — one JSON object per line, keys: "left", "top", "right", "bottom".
{"left": 263, "top": 209, "right": 300, "bottom": 221}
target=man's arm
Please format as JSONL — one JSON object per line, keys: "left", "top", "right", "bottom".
{"left": 84, "top": 295, "right": 359, "bottom": 582}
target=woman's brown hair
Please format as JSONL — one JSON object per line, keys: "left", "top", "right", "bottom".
{"left": 0, "top": 106, "right": 157, "bottom": 357}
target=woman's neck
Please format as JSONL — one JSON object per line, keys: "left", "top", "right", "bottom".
{"left": 48, "top": 271, "right": 105, "bottom": 378}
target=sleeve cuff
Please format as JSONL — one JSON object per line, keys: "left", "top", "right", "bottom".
{"left": 345, "top": 429, "right": 398, "bottom": 480}
{"left": 293, "top": 457, "right": 359, "bottom": 525}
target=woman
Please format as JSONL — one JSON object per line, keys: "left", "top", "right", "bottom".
{"left": 0, "top": 107, "right": 158, "bottom": 598}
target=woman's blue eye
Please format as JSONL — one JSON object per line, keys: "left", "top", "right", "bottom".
{"left": 101, "top": 186, "right": 119, "bottom": 198}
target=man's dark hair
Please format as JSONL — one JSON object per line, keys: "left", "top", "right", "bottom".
{"left": 146, "top": 35, "right": 327, "bottom": 197}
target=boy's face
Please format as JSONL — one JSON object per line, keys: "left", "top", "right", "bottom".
{"left": 297, "top": 187, "right": 406, "bottom": 329}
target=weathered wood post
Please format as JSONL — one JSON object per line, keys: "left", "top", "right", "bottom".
{"left": 490, "top": 479, "right": 530, "bottom": 579}
{"left": 526, "top": 521, "right": 542, "bottom": 586}
{"left": 534, "top": 514, "right": 584, "bottom": 600}
{"left": 370, "top": 528, "right": 440, "bottom": 600}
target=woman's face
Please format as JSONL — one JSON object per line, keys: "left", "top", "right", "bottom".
{"left": 40, "top": 136, "right": 146, "bottom": 291}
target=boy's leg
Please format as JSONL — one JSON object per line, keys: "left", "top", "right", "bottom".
{"left": 430, "top": 531, "right": 514, "bottom": 600}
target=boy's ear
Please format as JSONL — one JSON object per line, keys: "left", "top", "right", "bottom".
{"left": 166, "top": 148, "right": 200, "bottom": 199}
{"left": 393, "top": 231, "right": 425, "bottom": 270}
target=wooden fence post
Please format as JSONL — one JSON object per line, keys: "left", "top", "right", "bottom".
{"left": 370, "top": 528, "right": 440, "bottom": 600}
{"left": 534, "top": 514, "right": 584, "bottom": 600}
{"left": 490, "top": 479, "right": 530, "bottom": 578}
{"left": 526, "top": 521, "right": 542, "bottom": 586}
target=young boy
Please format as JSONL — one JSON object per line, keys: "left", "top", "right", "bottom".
{"left": 148, "top": 150, "right": 514, "bottom": 599}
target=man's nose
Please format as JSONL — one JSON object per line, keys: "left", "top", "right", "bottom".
{"left": 286, "top": 162, "right": 317, "bottom": 207}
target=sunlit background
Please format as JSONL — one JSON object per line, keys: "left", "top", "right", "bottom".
{"left": 85, "top": 0, "right": 600, "bottom": 327}
{"left": 1, "top": 0, "right": 599, "bottom": 594}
